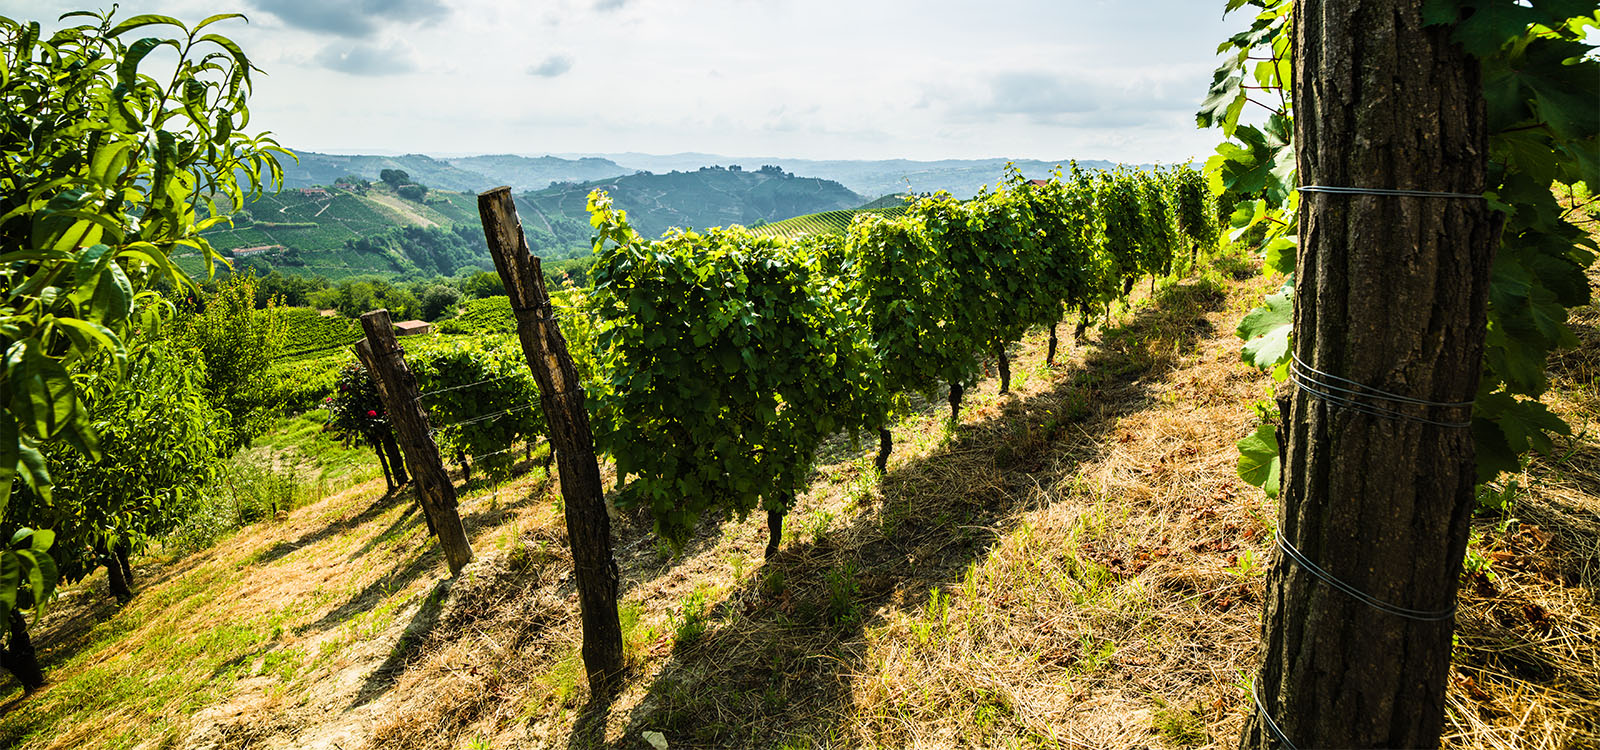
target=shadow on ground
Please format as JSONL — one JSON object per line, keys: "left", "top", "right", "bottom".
{"left": 582, "top": 279, "right": 1228, "bottom": 748}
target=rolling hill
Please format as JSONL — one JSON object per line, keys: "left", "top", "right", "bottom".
{"left": 196, "top": 166, "right": 867, "bottom": 280}
{"left": 271, "top": 150, "right": 1116, "bottom": 203}
{"left": 749, "top": 205, "right": 910, "bottom": 240}
{"left": 515, "top": 165, "right": 865, "bottom": 248}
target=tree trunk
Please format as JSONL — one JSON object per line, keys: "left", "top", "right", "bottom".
{"left": 0, "top": 610, "right": 43, "bottom": 691}
{"left": 764, "top": 508, "right": 784, "bottom": 560}
{"left": 457, "top": 450, "right": 472, "bottom": 484}
{"left": 874, "top": 428, "right": 892, "bottom": 474}
{"left": 1074, "top": 305, "right": 1090, "bottom": 339}
{"left": 383, "top": 431, "right": 409, "bottom": 485}
{"left": 479, "top": 187, "right": 624, "bottom": 697}
{"left": 374, "top": 439, "right": 395, "bottom": 490}
{"left": 947, "top": 382, "right": 964, "bottom": 422}
{"left": 104, "top": 543, "right": 131, "bottom": 603}
{"left": 996, "top": 347, "right": 1011, "bottom": 394}
{"left": 1122, "top": 276, "right": 1136, "bottom": 296}
{"left": 115, "top": 540, "right": 133, "bottom": 590}
{"left": 1242, "top": 4, "right": 1494, "bottom": 748}
{"left": 1047, "top": 318, "right": 1060, "bottom": 366}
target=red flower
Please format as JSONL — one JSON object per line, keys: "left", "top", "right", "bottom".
{"left": 367, "top": 410, "right": 378, "bottom": 417}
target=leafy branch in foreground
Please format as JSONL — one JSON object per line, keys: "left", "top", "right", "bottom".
{"left": 1, "top": 7, "right": 288, "bottom": 677}
{"left": 1205, "top": 0, "right": 1597, "bottom": 494}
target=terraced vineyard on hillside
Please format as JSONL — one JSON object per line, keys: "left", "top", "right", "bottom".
{"left": 750, "top": 205, "right": 910, "bottom": 239}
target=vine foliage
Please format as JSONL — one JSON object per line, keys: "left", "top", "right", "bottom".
{"left": 1204, "top": 0, "right": 1598, "bottom": 493}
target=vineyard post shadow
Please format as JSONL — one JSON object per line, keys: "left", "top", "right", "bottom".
{"left": 357, "top": 312, "right": 475, "bottom": 575}
{"left": 478, "top": 186, "right": 625, "bottom": 697}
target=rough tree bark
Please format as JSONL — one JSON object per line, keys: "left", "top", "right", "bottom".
{"left": 1242, "top": 2, "right": 1494, "bottom": 748}
{"left": 996, "top": 347, "right": 1011, "bottom": 394}
{"left": 948, "top": 383, "right": 964, "bottom": 422}
{"left": 479, "top": 186, "right": 625, "bottom": 697}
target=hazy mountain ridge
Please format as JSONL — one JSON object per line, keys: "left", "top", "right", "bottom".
{"left": 274, "top": 150, "right": 1115, "bottom": 200}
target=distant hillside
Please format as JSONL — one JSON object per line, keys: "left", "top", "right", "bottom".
{"left": 275, "top": 152, "right": 494, "bottom": 192}
{"left": 277, "top": 149, "right": 1119, "bottom": 202}
{"left": 857, "top": 193, "right": 912, "bottom": 209}
{"left": 517, "top": 165, "right": 864, "bottom": 250}
{"left": 750, "top": 206, "right": 910, "bottom": 240}
{"left": 566, "top": 153, "right": 1117, "bottom": 198}
{"left": 190, "top": 184, "right": 576, "bottom": 281}
{"left": 274, "top": 152, "right": 634, "bottom": 194}
{"left": 442, "top": 154, "right": 632, "bottom": 192}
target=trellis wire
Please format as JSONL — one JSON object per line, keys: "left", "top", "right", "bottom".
{"left": 428, "top": 403, "right": 540, "bottom": 434}
{"left": 1251, "top": 679, "right": 1299, "bottom": 750}
{"left": 1289, "top": 355, "right": 1472, "bottom": 429}
{"left": 416, "top": 373, "right": 525, "bottom": 400}
{"left": 1296, "top": 184, "right": 1484, "bottom": 200}
{"left": 1275, "top": 532, "right": 1456, "bottom": 621}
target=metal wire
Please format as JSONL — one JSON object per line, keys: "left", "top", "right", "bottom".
{"left": 429, "top": 403, "right": 539, "bottom": 434}
{"left": 1289, "top": 357, "right": 1472, "bottom": 429}
{"left": 1297, "top": 185, "right": 1484, "bottom": 200}
{"left": 1251, "top": 679, "right": 1299, "bottom": 750}
{"left": 1275, "top": 532, "right": 1456, "bottom": 621}
{"left": 416, "top": 374, "right": 523, "bottom": 400}
{"left": 1291, "top": 354, "right": 1474, "bottom": 408}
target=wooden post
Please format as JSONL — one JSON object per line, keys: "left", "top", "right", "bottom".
{"left": 478, "top": 186, "right": 625, "bottom": 696}
{"left": 356, "top": 318, "right": 473, "bottom": 575}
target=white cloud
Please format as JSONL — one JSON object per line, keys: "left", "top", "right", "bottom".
{"left": 528, "top": 55, "right": 574, "bottom": 78}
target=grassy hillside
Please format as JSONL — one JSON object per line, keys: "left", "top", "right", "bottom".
{"left": 750, "top": 205, "right": 910, "bottom": 240}
{"left": 276, "top": 152, "right": 497, "bottom": 193}
{"left": 6, "top": 258, "right": 1593, "bottom": 748}
{"left": 518, "top": 165, "right": 863, "bottom": 250}
{"left": 191, "top": 185, "right": 521, "bottom": 281}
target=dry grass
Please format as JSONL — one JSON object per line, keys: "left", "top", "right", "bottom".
{"left": 3, "top": 249, "right": 1595, "bottom": 749}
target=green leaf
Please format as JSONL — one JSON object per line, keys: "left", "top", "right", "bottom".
{"left": 6, "top": 344, "right": 77, "bottom": 439}
{"left": 107, "top": 14, "right": 187, "bottom": 37}
{"left": 118, "top": 37, "right": 179, "bottom": 89}
{"left": 1237, "top": 283, "right": 1294, "bottom": 371}
{"left": 1237, "top": 424, "right": 1281, "bottom": 497}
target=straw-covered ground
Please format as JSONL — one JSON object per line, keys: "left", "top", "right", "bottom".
{"left": 0, "top": 249, "right": 1595, "bottom": 749}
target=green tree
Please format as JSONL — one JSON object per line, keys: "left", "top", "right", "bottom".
{"left": 175, "top": 274, "right": 285, "bottom": 448}
{"left": 379, "top": 168, "right": 410, "bottom": 188}
{"left": 5, "top": 319, "right": 224, "bottom": 686}
{"left": 0, "top": 8, "right": 285, "bottom": 639}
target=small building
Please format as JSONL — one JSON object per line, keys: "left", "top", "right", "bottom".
{"left": 299, "top": 187, "right": 330, "bottom": 198}
{"left": 231, "top": 244, "right": 283, "bottom": 257}
{"left": 1027, "top": 179, "right": 1049, "bottom": 187}
{"left": 393, "top": 320, "right": 432, "bottom": 336}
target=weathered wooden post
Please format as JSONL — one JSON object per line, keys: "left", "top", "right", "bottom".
{"left": 355, "top": 343, "right": 433, "bottom": 534}
{"left": 478, "top": 186, "right": 624, "bottom": 695}
{"left": 357, "top": 316, "right": 473, "bottom": 574}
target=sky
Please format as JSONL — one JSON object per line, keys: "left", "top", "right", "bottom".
{"left": 2, "top": 1, "right": 1244, "bottom": 163}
